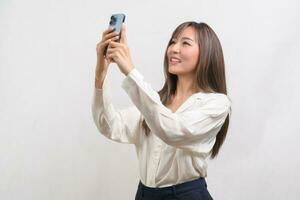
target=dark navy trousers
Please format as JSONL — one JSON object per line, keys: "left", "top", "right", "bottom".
{"left": 135, "top": 177, "right": 213, "bottom": 200}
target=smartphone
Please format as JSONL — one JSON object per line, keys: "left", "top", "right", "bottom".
{"left": 103, "top": 13, "right": 126, "bottom": 56}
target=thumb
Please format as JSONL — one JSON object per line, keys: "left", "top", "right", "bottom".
{"left": 120, "top": 23, "right": 128, "bottom": 45}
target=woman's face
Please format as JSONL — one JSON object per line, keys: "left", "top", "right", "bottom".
{"left": 167, "top": 27, "right": 199, "bottom": 76}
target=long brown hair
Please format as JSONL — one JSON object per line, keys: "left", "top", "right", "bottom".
{"left": 141, "top": 21, "right": 231, "bottom": 159}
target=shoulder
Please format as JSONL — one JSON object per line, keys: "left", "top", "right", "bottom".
{"left": 193, "top": 92, "right": 231, "bottom": 116}
{"left": 195, "top": 92, "right": 231, "bottom": 105}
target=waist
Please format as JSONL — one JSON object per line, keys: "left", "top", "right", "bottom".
{"left": 138, "top": 177, "right": 207, "bottom": 196}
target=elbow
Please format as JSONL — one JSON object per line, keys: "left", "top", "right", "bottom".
{"left": 91, "top": 110, "right": 111, "bottom": 137}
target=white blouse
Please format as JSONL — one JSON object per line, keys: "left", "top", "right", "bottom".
{"left": 91, "top": 68, "right": 231, "bottom": 188}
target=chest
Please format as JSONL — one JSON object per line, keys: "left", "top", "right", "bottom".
{"left": 166, "top": 99, "right": 188, "bottom": 113}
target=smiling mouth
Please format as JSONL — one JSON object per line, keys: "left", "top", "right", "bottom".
{"left": 169, "top": 57, "right": 182, "bottom": 64}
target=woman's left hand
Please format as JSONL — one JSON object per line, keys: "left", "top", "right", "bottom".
{"left": 106, "top": 24, "right": 134, "bottom": 75}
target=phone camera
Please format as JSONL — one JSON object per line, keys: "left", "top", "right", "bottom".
{"left": 109, "top": 16, "right": 116, "bottom": 25}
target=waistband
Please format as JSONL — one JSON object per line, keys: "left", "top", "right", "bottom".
{"left": 138, "top": 177, "right": 207, "bottom": 197}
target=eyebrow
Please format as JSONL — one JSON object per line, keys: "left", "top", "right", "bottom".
{"left": 182, "top": 37, "right": 194, "bottom": 41}
{"left": 172, "top": 37, "right": 194, "bottom": 42}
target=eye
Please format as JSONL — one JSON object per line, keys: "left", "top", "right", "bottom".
{"left": 183, "top": 42, "right": 190, "bottom": 46}
{"left": 169, "top": 40, "right": 176, "bottom": 45}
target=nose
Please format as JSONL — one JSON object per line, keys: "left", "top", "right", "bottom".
{"left": 169, "top": 42, "right": 180, "bottom": 53}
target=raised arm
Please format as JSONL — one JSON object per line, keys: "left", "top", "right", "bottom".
{"left": 92, "top": 74, "right": 141, "bottom": 145}
{"left": 121, "top": 68, "right": 231, "bottom": 153}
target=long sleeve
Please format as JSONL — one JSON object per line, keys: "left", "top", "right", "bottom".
{"left": 121, "top": 68, "right": 231, "bottom": 153}
{"left": 91, "top": 74, "right": 141, "bottom": 145}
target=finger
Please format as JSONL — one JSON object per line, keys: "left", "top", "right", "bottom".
{"left": 106, "top": 45, "right": 119, "bottom": 57}
{"left": 106, "top": 46, "right": 115, "bottom": 54}
{"left": 102, "top": 27, "right": 115, "bottom": 37}
{"left": 106, "top": 53, "right": 113, "bottom": 62}
{"left": 102, "top": 31, "right": 119, "bottom": 41}
{"left": 120, "top": 24, "right": 128, "bottom": 45}
{"left": 108, "top": 41, "right": 123, "bottom": 48}
{"left": 107, "top": 52, "right": 117, "bottom": 61}
{"left": 99, "top": 35, "right": 120, "bottom": 48}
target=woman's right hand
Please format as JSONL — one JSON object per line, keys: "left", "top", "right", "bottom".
{"left": 95, "top": 27, "right": 120, "bottom": 76}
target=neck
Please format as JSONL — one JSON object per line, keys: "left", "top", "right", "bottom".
{"left": 174, "top": 73, "right": 200, "bottom": 99}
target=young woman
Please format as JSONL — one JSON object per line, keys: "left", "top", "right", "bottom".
{"left": 92, "top": 21, "right": 231, "bottom": 200}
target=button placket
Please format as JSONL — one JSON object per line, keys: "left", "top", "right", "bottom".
{"left": 150, "top": 139, "right": 163, "bottom": 185}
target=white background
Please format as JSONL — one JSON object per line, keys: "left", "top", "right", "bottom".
{"left": 1, "top": 0, "right": 299, "bottom": 199}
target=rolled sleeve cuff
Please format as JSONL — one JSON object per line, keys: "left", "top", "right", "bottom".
{"left": 121, "top": 68, "right": 144, "bottom": 91}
